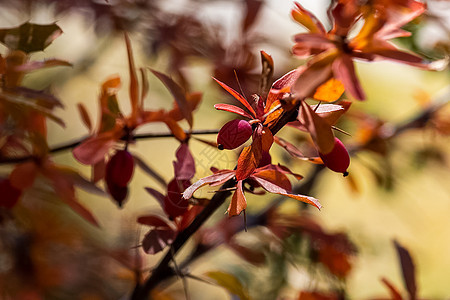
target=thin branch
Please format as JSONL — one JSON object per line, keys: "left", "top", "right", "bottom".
{"left": 0, "top": 129, "right": 219, "bottom": 165}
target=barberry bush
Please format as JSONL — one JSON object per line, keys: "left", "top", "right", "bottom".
{"left": 0, "top": 0, "right": 449, "bottom": 299}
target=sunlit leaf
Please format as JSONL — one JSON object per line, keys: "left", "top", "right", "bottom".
{"left": 73, "top": 131, "right": 121, "bottom": 165}
{"left": 332, "top": 54, "right": 365, "bottom": 100}
{"left": 214, "top": 78, "right": 256, "bottom": 118}
{"left": 291, "top": 2, "right": 326, "bottom": 34}
{"left": 299, "top": 100, "right": 335, "bottom": 154}
{"left": 313, "top": 78, "right": 345, "bottom": 102}
{"left": 252, "top": 176, "right": 321, "bottom": 209}
{"left": 214, "top": 103, "right": 254, "bottom": 119}
{"left": 183, "top": 170, "right": 235, "bottom": 200}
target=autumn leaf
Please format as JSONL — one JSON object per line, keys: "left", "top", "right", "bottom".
{"left": 0, "top": 22, "right": 62, "bottom": 53}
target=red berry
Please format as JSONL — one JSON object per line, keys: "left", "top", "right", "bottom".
{"left": 319, "top": 137, "right": 350, "bottom": 175}
{"left": 106, "top": 179, "right": 128, "bottom": 207}
{"left": 106, "top": 150, "right": 135, "bottom": 186}
{"left": 217, "top": 119, "right": 252, "bottom": 150}
{"left": 0, "top": 178, "right": 22, "bottom": 209}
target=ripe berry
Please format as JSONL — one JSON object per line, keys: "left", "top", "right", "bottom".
{"left": 106, "top": 150, "right": 135, "bottom": 187}
{"left": 106, "top": 179, "right": 128, "bottom": 207}
{"left": 217, "top": 119, "right": 252, "bottom": 150}
{"left": 319, "top": 137, "right": 350, "bottom": 176}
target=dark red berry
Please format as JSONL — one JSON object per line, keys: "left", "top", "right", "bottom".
{"left": 319, "top": 137, "right": 350, "bottom": 175}
{"left": 106, "top": 179, "right": 128, "bottom": 207}
{"left": 217, "top": 119, "right": 252, "bottom": 150}
{"left": 0, "top": 178, "right": 22, "bottom": 209}
{"left": 106, "top": 150, "right": 135, "bottom": 187}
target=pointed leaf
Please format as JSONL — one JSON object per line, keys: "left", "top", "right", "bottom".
{"left": 381, "top": 278, "right": 403, "bottom": 300}
{"left": 236, "top": 142, "right": 262, "bottom": 181}
{"left": 259, "top": 50, "right": 274, "bottom": 98}
{"left": 252, "top": 169, "right": 291, "bottom": 191}
{"left": 332, "top": 54, "right": 365, "bottom": 100}
{"left": 291, "top": 2, "right": 326, "bottom": 34}
{"left": 253, "top": 176, "right": 321, "bottom": 209}
{"left": 124, "top": 33, "right": 140, "bottom": 119}
{"left": 152, "top": 69, "right": 193, "bottom": 127}
{"left": 77, "top": 103, "right": 92, "bottom": 132}
{"left": 214, "top": 78, "right": 256, "bottom": 118}
{"left": 164, "top": 119, "right": 187, "bottom": 142}
{"left": 137, "top": 215, "right": 172, "bottom": 228}
{"left": 173, "top": 143, "right": 196, "bottom": 180}
{"left": 14, "top": 59, "right": 72, "bottom": 72}
{"left": 299, "top": 100, "right": 335, "bottom": 154}
{"left": 183, "top": 170, "right": 235, "bottom": 200}
{"left": 394, "top": 240, "right": 417, "bottom": 300}
{"left": 313, "top": 78, "right": 345, "bottom": 102}
{"left": 227, "top": 180, "right": 246, "bottom": 216}
{"left": 274, "top": 136, "right": 306, "bottom": 159}
{"left": 214, "top": 103, "right": 254, "bottom": 119}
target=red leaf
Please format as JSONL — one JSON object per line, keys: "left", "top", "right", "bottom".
{"left": 137, "top": 215, "right": 172, "bottom": 228}
{"left": 152, "top": 69, "right": 193, "bottom": 127}
{"left": 183, "top": 170, "right": 235, "bottom": 200}
{"left": 332, "top": 54, "right": 366, "bottom": 100}
{"left": 77, "top": 103, "right": 92, "bottom": 132}
{"left": 236, "top": 143, "right": 261, "bottom": 181}
{"left": 165, "top": 179, "right": 191, "bottom": 218}
{"left": 214, "top": 103, "right": 254, "bottom": 119}
{"left": 381, "top": 277, "right": 403, "bottom": 300}
{"left": 214, "top": 78, "right": 256, "bottom": 118}
{"left": 292, "top": 50, "right": 337, "bottom": 99}
{"left": 72, "top": 131, "right": 120, "bottom": 165}
{"left": 252, "top": 176, "right": 321, "bottom": 209}
{"left": 178, "top": 205, "right": 204, "bottom": 231}
{"left": 394, "top": 240, "right": 417, "bottom": 300}
{"left": 173, "top": 143, "right": 196, "bottom": 181}
{"left": 299, "top": 100, "right": 335, "bottom": 154}
{"left": 164, "top": 118, "right": 187, "bottom": 142}
{"left": 259, "top": 50, "right": 274, "bottom": 98}
{"left": 314, "top": 101, "right": 351, "bottom": 125}
{"left": 274, "top": 136, "right": 306, "bottom": 159}
{"left": 14, "top": 59, "right": 72, "bottom": 72}
{"left": 252, "top": 169, "right": 292, "bottom": 191}
{"left": 142, "top": 228, "right": 176, "bottom": 254}
{"left": 227, "top": 180, "right": 246, "bottom": 216}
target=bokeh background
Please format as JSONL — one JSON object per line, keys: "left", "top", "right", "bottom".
{"left": 0, "top": 0, "right": 449, "bottom": 299}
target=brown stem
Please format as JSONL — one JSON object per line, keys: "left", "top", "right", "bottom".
{"left": 0, "top": 129, "right": 220, "bottom": 165}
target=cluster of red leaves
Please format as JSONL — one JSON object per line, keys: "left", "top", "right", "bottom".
{"left": 291, "top": 0, "right": 427, "bottom": 100}
{"left": 72, "top": 33, "right": 202, "bottom": 207}
{"left": 137, "top": 143, "right": 204, "bottom": 254}
{"left": 0, "top": 22, "right": 104, "bottom": 226}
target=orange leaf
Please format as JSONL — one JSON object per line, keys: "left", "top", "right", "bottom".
{"left": 261, "top": 127, "right": 273, "bottom": 152}
{"left": 227, "top": 180, "right": 246, "bottom": 216}
{"left": 164, "top": 119, "right": 187, "bottom": 142}
{"left": 299, "top": 100, "right": 335, "bottom": 154}
{"left": 236, "top": 138, "right": 262, "bottom": 181}
{"left": 291, "top": 2, "right": 326, "bottom": 34}
{"left": 214, "top": 78, "right": 256, "bottom": 118}
{"left": 313, "top": 78, "right": 345, "bottom": 102}
{"left": 252, "top": 169, "right": 291, "bottom": 191}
